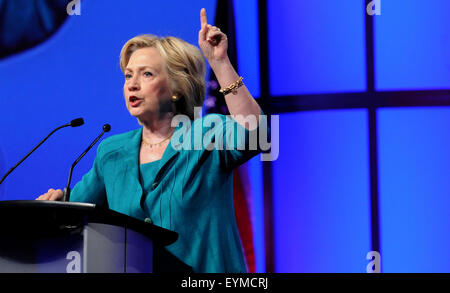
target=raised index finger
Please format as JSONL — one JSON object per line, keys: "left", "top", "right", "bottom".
{"left": 200, "top": 8, "right": 208, "bottom": 28}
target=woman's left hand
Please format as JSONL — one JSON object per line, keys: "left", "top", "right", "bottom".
{"left": 198, "top": 8, "right": 229, "bottom": 65}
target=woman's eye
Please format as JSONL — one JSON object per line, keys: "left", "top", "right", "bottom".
{"left": 125, "top": 74, "right": 132, "bottom": 79}
{"left": 144, "top": 71, "right": 153, "bottom": 77}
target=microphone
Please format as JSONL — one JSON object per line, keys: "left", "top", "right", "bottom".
{"left": 62, "top": 124, "right": 111, "bottom": 202}
{"left": 70, "top": 118, "right": 84, "bottom": 127}
{"left": 0, "top": 118, "right": 85, "bottom": 186}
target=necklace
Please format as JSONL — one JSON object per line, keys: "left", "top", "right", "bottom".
{"left": 141, "top": 130, "right": 174, "bottom": 148}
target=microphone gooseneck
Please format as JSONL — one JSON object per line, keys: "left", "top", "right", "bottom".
{"left": 0, "top": 118, "right": 85, "bottom": 186}
{"left": 62, "top": 124, "right": 111, "bottom": 202}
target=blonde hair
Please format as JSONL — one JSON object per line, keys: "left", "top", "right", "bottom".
{"left": 120, "top": 34, "right": 206, "bottom": 120}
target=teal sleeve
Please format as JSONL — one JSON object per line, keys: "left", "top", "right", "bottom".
{"left": 203, "top": 109, "right": 269, "bottom": 171}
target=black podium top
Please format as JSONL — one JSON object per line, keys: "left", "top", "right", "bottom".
{"left": 0, "top": 200, "right": 178, "bottom": 246}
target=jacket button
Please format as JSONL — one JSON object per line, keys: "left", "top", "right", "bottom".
{"left": 152, "top": 182, "right": 158, "bottom": 190}
{"left": 144, "top": 217, "right": 153, "bottom": 224}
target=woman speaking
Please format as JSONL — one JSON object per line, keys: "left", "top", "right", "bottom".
{"left": 36, "top": 8, "right": 263, "bottom": 273}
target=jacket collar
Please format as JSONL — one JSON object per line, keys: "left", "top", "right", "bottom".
{"left": 119, "top": 123, "right": 185, "bottom": 182}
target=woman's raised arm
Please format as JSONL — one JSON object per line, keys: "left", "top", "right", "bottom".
{"left": 198, "top": 8, "right": 261, "bottom": 130}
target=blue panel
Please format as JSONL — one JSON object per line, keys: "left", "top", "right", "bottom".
{"left": 0, "top": 0, "right": 216, "bottom": 200}
{"left": 378, "top": 107, "right": 450, "bottom": 272}
{"left": 233, "top": 0, "right": 260, "bottom": 98}
{"left": 268, "top": 0, "right": 366, "bottom": 95}
{"left": 375, "top": 0, "right": 450, "bottom": 90}
{"left": 246, "top": 156, "right": 264, "bottom": 272}
{"left": 272, "top": 110, "right": 371, "bottom": 272}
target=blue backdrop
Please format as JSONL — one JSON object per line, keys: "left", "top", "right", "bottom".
{"left": 1, "top": 0, "right": 449, "bottom": 273}
{"left": 265, "top": 0, "right": 450, "bottom": 273}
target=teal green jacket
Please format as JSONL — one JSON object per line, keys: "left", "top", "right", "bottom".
{"left": 70, "top": 113, "right": 263, "bottom": 273}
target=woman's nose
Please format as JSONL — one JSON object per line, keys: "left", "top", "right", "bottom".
{"left": 127, "top": 77, "right": 140, "bottom": 91}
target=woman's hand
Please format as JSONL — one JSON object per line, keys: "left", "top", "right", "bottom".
{"left": 36, "top": 188, "right": 63, "bottom": 201}
{"left": 198, "top": 8, "right": 229, "bottom": 66}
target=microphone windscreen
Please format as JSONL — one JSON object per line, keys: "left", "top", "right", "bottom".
{"left": 70, "top": 118, "right": 85, "bottom": 127}
{"left": 103, "top": 124, "right": 111, "bottom": 132}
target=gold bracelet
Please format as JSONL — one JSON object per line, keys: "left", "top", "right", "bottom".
{"left": 219, "top": 77, "right": 244, "bottom": 95}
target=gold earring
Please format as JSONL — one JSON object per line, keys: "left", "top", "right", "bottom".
{"left": 171, "top": 94, "right": 179, "bottom": 102}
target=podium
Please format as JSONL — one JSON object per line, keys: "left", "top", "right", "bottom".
{"left": 0, "top": 200, "right": 188, "bottom": 273}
